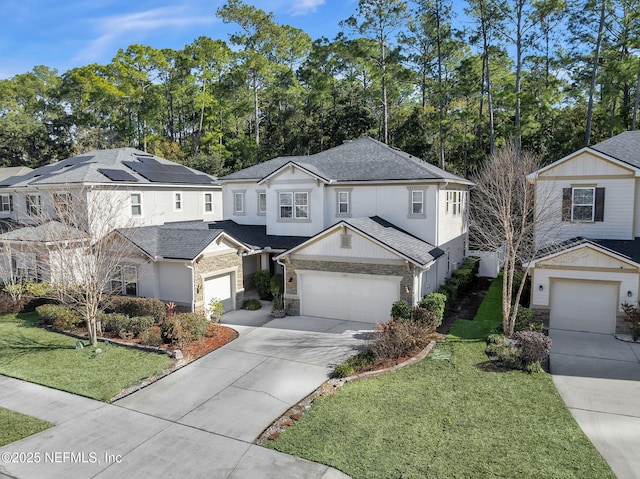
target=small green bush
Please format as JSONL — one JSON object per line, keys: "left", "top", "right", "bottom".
{"left": 162, "top": 312, "right": 208, "bottom": 347}
{"left": 139, "top": 326, "right": 164, "bottom": 347}
{"left": 270, "top": 274, "right": 284, "bottom": 295}
{"left": 106, "top": 296, "right": 166, "bottom": 322}
{"left": 333, "top": 349, "right": 376, "bottom": 378}
{"left": 514, "top": 307, "right": 542, "bottom": 332}
{"left": 101, "top": 313, "right": 154, "bottom": 340}
{"left": 439, "top": 256, "right": 480, "bottom": 302}
{"left": 419, "top": 292, "right": 447, "bottom": 324}
{"left": 254, "top": 270, "right": 271, "bottom": 299}
{"left": 23, "top": 281, "right": 54, "bottom": 297}
{"left": 36, "top": 304, "right": 82, "bottom": 330}
{"left": 242, "top": 299, "right": 262, "bottom": 310}
{"left": 391, "top": 300, "right": 411, "bottom": 320}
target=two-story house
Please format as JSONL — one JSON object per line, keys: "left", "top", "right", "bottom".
{"left": 219, "top": 137, "right": 472, "bottom": 323}
{"left": 0, "top": 148, "right": 224, "bottom": 309}
{"left": 526, "top": 131, "right": 640, "bottom": 335}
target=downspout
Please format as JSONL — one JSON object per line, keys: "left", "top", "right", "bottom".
{"left": 185, "top": 262, "right": 195, "bottom": 313}
{"left": 276, "top": 257, "right": 287, "bottom": 311}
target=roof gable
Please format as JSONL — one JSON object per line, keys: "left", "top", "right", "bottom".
{"left": 530, "top": 148, "right": 637, "bottom": 180}
{"left": 529, "top": 237, "right": 640, "bottom": 269}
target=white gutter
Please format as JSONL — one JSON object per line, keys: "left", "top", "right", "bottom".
{"left": 185, "top": 262, "right": 196, "bottom": 313}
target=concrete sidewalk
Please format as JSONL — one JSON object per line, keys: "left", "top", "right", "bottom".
{"left": 0, "top": 311, "right": 372, "bottom": 478}
{"left": 550, "top": 329, "right": 640, "bottom": 479}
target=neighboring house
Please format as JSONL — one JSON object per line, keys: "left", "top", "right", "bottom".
{"left": 526, "top": 131, "right": 640, "bottom": 335}
{"left": 220, "top": 137, "right": 472, "bottom": 323}
{"left": 0, "top": 148, "right": 222, "bottom": 283}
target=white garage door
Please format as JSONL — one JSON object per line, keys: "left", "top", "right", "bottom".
{"left": 300, "top": 272, "right": 400, "bottom": 323}
{"left": 204, "top": 273, "right": 234, "bottom": 315}
{"left": 550, "top": 279, "right": 618, "bottom": 334}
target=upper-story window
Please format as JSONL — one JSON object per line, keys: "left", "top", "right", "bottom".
{"left": 562, "top": 187, "right": 605, "bottom": 222}
{"left": 174, "top": 192, "right": 182, "bottom": 211}
{"left": 408, "top": 188, "right": 426, "bottom": 218}
{"left": 279, "top": 191, "right": 309, "bottom": 220}
{"left": 0, "top": 194, "right": 13, "bottom": 212}
{"left": 204, "top": 193, "right": 213, "bottom": 213}
{"left": 446, "top": 191, "right": 463, "bottom": 215}
{"left": 53, "top": 192, "right": 73, "bottom": 215}
{"left": 130, "top": 193, "right": 142, "bottom": 217}
{"left": 336, "top": 190, "right": 351, "bottom": 217}
{"left": 233, "top": 191, "right": 245, "bottom": 215}
{"left": 257, "top": 191, "right": 267, "bottom": 216}
{"left": 26, "top": 194, "right": 42, "bottom": 217}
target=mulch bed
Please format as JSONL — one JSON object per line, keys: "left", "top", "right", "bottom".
{"left": 181, "top": 326, "right": 238, "bottom": 360}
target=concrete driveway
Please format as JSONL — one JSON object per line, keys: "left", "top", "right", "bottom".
{"left": 549, "top": 329, "right": 640, "bottom": 479}
{"left": 0, "top": 310, "right": 372, "bottom": 479}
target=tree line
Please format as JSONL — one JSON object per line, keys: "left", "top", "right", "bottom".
{"left": 1, "top": 0, "right": 639, "bottom": 177}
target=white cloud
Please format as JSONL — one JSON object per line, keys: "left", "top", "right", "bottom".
{"left": 289, "top": 0, "right": 325, "bottom": 16}
{"left": 71, "top": 6, "right": 216, "bottom": 65}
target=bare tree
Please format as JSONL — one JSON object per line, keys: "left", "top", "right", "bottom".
{"left": 469, "top": 142, "right": 557, "bottom": 336}
{"left": 0, "top": 240, "right": 36, "bottom": 306}
{"left": 2, "top": 188, "right": 140, "bottom": 346}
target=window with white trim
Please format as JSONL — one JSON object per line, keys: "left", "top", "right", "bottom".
{"left": 572, "top": 187, "right": 594, "bottom": 222}
{"left": 279, "top": 191, "right": 309, "bottom": 220}
{"left": 446, "top": 191, "right": 463, "bottom": 215}
{"left": 26, "top": 194, "right": 42, "bottom": 216}
{"left": 337, "top": 191, "right": 350, "bottom": 215}
{"left": 0, "top": 194, "right": 13, "bottom": 212}
{"left": 130, "top": 193, "right": 142, "bottom": 217}
{"left": 204, "top": 193, "right": 213, "bottom": 213}
{"left": 174, "top": 192, "right": 182, "bottom": 211}
{"left": 53, "top": 192, "right": 73, "bottom": 215}
{"left": 257, "top": 191, "right": 267, "bottom": 215}
{"left": 234, "top": 192, "right": 245, "bottom": 214}
{"left": 411, "top": 190, "right": 424, "bottom": 215}
{"left": 110, "top": 265, "right": 138, "bottom": 296}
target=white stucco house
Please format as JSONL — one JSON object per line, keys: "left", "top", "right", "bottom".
{"left": 526, "top": 131, "right": 640, "bottom": 334}
{"left": 219, "top": 137, "right": 472, "bottom": 323}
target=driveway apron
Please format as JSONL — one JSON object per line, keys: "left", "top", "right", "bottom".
{"left": 549, "top": 329, "right": 640, "bottom": 479}
{"left": 0, "top": 313, "right": 371, "bottom": 479}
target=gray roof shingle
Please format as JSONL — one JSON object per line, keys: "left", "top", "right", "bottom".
{"left": 222, "top": 137, "right": 470, "bottom": 184}
{"left": 117, "top": 226, "right": 227, "bottom": 260}
{"left": 0, "top": 148, "right": 219, "bottom": 187}
{"left": 0, "top": 221, "right": 87, "bottom": 242}
{"left": 590, "top": 131, "right": 640, "bottom": 169}
{"left": 342, "top": 217, "right": 443, "bottom": 266}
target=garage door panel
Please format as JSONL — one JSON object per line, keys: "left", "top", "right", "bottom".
{"left": 550, "top": 279, "right": 617, "bottom": 334}
{"left": 300, "top": 273, "right": 399, "bottom": 323}
{"left": 204, "top": 273, "right": 234, "bottom": 314}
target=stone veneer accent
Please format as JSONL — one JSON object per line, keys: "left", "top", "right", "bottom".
{"left": 193, "top": 250, "right": 244, "bottom": 315}
{"left": 284, "top": 258, "right": 413, "bottom": 316}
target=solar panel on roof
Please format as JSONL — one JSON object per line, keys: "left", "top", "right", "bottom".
{"left": 122, "top": 161, "right": 214, "bottom": 184}
{"left": 98, "top": 168, "right": 139, "bottom": 182}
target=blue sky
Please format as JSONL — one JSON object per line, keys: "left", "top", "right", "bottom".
{"left": 0, "top": 0, "right": 362, "bottom": 79}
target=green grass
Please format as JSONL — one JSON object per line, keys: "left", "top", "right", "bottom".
{"left": 0, "top": 313, "right": 173, "bottom": 402}
{"left": 0, "top": 407, "right": 52, "bottom": 446}
{"left": 265, "top": 278, "right": 615, "bottom": 479}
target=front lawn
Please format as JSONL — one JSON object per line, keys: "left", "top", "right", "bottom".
{"left": 0, "top": 313, "right": 173, "bottom": 402}
{"left": 0, "top": 407, "right": 52, "bottom": 447}
{"left": 265, "top": 278, "right": 614, "bottom": 479}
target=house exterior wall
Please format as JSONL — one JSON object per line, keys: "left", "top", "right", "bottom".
{"left": 437, "top": 188, "right": 468, "bottom": 245}
{"left": 193, "top": 250, "right": 243, "bottom": 315}
{"left": 534, "top": 152, "right": 637, "bottom": 244}
{"left": 223, "top": 182, "right": 267, "bottom": 226}
{"left": 530, "top": 246, "right": 639, "bottom": 311}
{"left": 156, "top": 262, "right": 193, "bottom": 307}
{"left": 294, "top": 228, "right": 399, "bottom": 261}
{"left": 283, "top": 258, "right": 413, "bottom": 315}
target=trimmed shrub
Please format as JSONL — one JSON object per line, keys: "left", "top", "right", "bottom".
{"left": 438, "top": 256, "right": 481, "bottom": 302}
{"left": 253, "top": 270, "right": 271, "bottom": 299}
{"left": 390, "top": 300, "right": 411, "bottom": 320}
{"left": 514, "top": 330, "right": 552, "bottom": 366}
{"left": 101, "top": 313, "right": 154, "bottom": 340}
{"left": 139, "top": 326, "right": 164, "bottom": 347}
{"left": 418, "top": 292, "right": 447, "bottom": 325}
{"left": 621, "top": 302, "right": 640, "bottom": 341}
{"left": 36, "top": 304, "right": 82, "bottom": 330}
{"left": 370, "top": 318, "right": 433, "bottom": 360}
{"left": 242, "top": 299, "right": 262, "bottom": 310}
{"left": 162, "top": 312, "right": 208, "bottom": 347}
{"left": 106, "top": 296, "right": 166, "bottom": 322}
